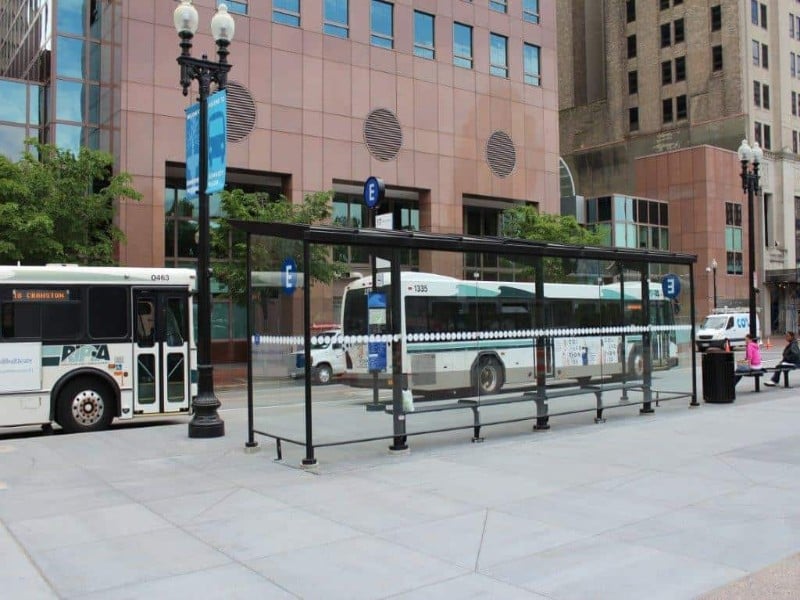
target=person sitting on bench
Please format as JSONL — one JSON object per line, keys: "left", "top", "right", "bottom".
{"left": 734, "top": 334, "right": 763, "bottom": 386}
{"left": 764, "top": 331, "right": 800, "bottom": 386}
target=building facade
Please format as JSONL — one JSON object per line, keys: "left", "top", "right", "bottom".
{"left": 558, "top": 0, "right": 800, "bottom": 335}
{"left": 0, "top": 0, "right": 559, "bottom": 360}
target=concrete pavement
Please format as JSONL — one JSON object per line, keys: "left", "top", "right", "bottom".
{"left": 1, "top": 381, "right": 800, "bottom": 599}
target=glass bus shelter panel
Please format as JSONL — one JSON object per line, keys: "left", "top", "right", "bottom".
{"left": 247, "top": 235, "right": 309, "bottom": 445}
{"left": 541, "top": 258, "right": 619, "bottom": 387}
{"left": 649, "top": 261, "right": 693, "bottom": 399}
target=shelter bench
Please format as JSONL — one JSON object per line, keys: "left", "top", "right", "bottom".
{"left": 739, "top": 365, "right": 796, "bottom": 392}
{"left": 385, "top": 382, "right": 646, "bottom": 442}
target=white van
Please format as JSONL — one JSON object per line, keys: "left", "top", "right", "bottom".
{"left": 287, "top": 330, "right": 346, "bottom": 384}
{"left": 696, "top": 311, "right": 761, "bottom": 352}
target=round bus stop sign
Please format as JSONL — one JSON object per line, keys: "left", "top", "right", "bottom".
{"left": 363, "top": 176, "right": 385, "bottom": 210}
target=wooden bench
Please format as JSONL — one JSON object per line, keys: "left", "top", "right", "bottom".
{"left": 739, "top": 365, "right": 796, "bottom": 392}
{"left": 386, "top": 382, "right": 646, "bottom": 441}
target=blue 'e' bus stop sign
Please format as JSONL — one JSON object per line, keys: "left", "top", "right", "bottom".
{"left": 363, "top": 176, "right": 385, "bottom": 209}
{"left": 282, "top": 257, "right": 297, "bottom": 295}
{"left": 661, "top": 273, "right": 681, "bottom": 299}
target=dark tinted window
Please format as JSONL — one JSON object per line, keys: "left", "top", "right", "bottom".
{"left": 674, "top": 19, "right": 684, "bottom": 43}
{"left": 598, "top": 197, "right": 612, "bottom": 221}
{"left": 42, "top": 288, "right": 82, "bottom": 340}
{"left": 710, "top": 5, "right": 721, "bottom": 31}
{"left": 89, "top": 287, "right": 129, "bottom": 339}
{"left": 1, "top": 301, "right": 41, "bottom": 339}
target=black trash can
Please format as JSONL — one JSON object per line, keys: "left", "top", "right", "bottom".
{"left": 702, "top": 350, "right": 735, "bottom": 403}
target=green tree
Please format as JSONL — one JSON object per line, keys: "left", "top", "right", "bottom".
{"left": 501, "top": 204, "right": 602, "bottom": 281}
{"left": 0, "top": 141, "right": 140, "bottom": 265}
{"left": 212, "top": 189, "right": 346, "bottom": 303}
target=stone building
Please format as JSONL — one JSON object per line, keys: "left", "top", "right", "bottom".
{"left": 558, "top": 0, "right": 800, "bottom": 334}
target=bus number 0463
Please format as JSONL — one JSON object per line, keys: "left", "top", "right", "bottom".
{"left": 151, "top": 274, "right": 170, "bottom": 281}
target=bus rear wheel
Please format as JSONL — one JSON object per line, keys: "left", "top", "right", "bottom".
{"left": 628, "top": 350, "right": 644, "bottom": 379}
{"left": 474, "top": 357, "right": 504, "bottom": 395}
{"left": 57, "top": 377, "right": 114, "bottom": 433}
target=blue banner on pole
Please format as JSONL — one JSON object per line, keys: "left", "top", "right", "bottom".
{"left": 184, "top": 103, "right": 200, "bottom": 199}
{"left": 206, "top": 89, "right": 227, "bottom": 194}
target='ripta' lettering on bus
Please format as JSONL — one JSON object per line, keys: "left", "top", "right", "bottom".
{"left": 61, "top": 344, "right": 110, "bottom": 364}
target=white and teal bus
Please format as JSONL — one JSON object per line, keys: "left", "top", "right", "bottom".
{"left": 0, "top": 265, "right": 197, "bottom": 433}
{"left": 341, "top": 272, "right": 680, "bottom": 395}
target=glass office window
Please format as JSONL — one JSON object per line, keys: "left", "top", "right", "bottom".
{"left": 223, "top": 0, "right": 248, "bottom": 15}
{"left": 273, "top": 0, "right": 300, "bottom": 26}
{"left": 55, "top": 123, "right": 83, "bottom": 155}
{"left": 89, "top": 42, "right": 101, "bottom": 81}
{"left": 523, "top": 43, "right": 541, "bottom": 85}
{"left": 0, "top": 80, "right": 27, "bottom": 124}
{"left": 86, "top": 127, "right": 100, "bottom": 150}
{"left": 414, "top": 11, "right": 435, "bottom": 59}
{"left": 30, "top": 86, "right": 41, "bottom": 126}
{"left": 88, "top": 84, "right": 100, "bottom": 124}
{"left": 371, "top": 0, "right": 394, "bottom": 49}
{"left": 490, "top": 34, "right": 508, "bottom": 78}
{"left": 58, "top": 0, "right": 85, "bottom": 35}
{"left": 324, "top": 0, "right": 349, "bottom": 38}
{"left": 490, "top": 0, "right": 507, "bottom": 14}
{"left": 0, "top": 124, "right": 27, "bottom": 160}
{"left": 523, "top": 0, "right": 540, "bottom": 24}
{"left": 56, "top": 80, "right": 84, "bottom": 122}
{"left": 57, "top": 37, "right": 84, "bottom": 79}
{"left": 453, "top": 23, "right": 473, "bottom": 69}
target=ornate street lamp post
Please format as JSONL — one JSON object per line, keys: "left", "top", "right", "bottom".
{"left": 174, "top": 0, "right": 235, "bottom": 438}
{"left": 737, "top": 139, "right": 763, "bottom": 340}
{"left": 706, "top": 258, "right": 717, "bottom": 310}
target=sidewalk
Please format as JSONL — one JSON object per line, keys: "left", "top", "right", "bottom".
{"left": 1, "top": 385, "right": 800, "bottom": 599}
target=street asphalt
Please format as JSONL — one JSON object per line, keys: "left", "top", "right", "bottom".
{"left": 1, "top": 367, "right": 799, "bottom": 599}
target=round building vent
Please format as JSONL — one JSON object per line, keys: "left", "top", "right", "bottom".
{"left": 363, "top": 108, "right": 402, "bottom": 161}
{"left": 486, "top": 130, "right": 516, "bottom": 178}
{"left": 224, "top": 81, "right": 256, "bottom": 143}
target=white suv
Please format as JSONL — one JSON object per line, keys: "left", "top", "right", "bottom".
{"left": 287, "top": 330, "right": 346, "bottom": 384}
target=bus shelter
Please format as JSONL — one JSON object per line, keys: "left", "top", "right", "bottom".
{"left": 231, "top": 220, "right": 697, "bottom": 466}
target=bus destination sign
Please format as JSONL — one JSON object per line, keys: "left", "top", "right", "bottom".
{"left": 12, "top": 289, "right": 70, "bottom": 302}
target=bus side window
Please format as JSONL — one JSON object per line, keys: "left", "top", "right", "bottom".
{"left": 1, "top": 301, "right": 42, "bottom": 339}
{"left": 1, "top": 302, "right": 13, "bottom": 337}
{"left": 137, "top": 300, "right": 155, "bottom": 346}
{"left": 165, "top": 298, "right": 186, "bottom": 346}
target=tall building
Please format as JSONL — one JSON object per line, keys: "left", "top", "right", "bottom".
{"left": 0, "top": 0, "right": 559, "bottom": 361}
{"left": 558, "top": 0, "right": 800, "bottom": 335}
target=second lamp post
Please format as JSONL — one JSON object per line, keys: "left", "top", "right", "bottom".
{"left": 737, "top": 139, "right": 762, "bottom": 341}
{"left": 706, "top": 258, "right": 717, "bottom": 310}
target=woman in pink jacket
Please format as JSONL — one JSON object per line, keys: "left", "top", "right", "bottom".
{"left": 734, "top": 334, "right": 763, "bottom": 386}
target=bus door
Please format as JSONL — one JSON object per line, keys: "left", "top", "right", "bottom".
{"left": 133, "top": 290, "right": 190, "bottom": 415}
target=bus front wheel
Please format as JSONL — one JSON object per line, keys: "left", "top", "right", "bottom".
{"left": 474, "top": 357, "right": 504, "bottom": 395}
{"left": 56, "top": 377, "right": 114, "bottom": 433}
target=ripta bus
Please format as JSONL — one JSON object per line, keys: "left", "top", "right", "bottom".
{"left": 340, "top": 272, "right": 680, "bottom": 395}
{"left": 0, "top": 264, "right": 197, "bottom": 433}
